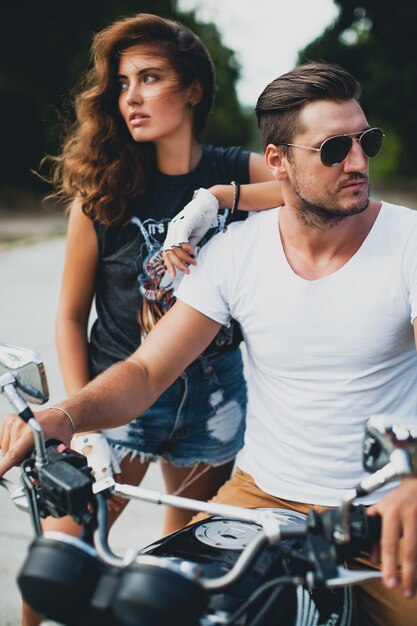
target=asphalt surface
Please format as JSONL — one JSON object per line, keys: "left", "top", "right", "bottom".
{"left": 0, "top": 237, "right": 164, "bottom": 626}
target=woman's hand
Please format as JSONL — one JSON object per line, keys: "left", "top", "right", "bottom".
{"left": 163, "top": 243, "right": 197, "bottom": 278}
{"left": 72, "top": 432, "right": 123, "bottom": 512}
{"left": 72, "top": 432, "right": 120, "bottom": 480}
{"left": 163, "top": 188, "right": 219, "bottom": 277}
{"left": 368, "top": 477, "right": 417, "bottom": 597}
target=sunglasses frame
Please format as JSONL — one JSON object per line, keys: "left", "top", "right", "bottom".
{"left": 276, "top": 127, "right": 385, "bottom": 167}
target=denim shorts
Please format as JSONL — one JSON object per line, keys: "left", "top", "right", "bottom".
{"left": 102, "top": 348, "right": 247, "bottom": 467}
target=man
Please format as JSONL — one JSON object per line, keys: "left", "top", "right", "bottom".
{"left": 1, "top": 63, "right": 416, "bottom": 625}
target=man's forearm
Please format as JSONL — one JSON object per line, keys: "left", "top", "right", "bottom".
{"left": 60, "top": 358, "right": 163, "bottom": 433}
{"left": 0, "top": 302, "right": 222, "bottom": 477}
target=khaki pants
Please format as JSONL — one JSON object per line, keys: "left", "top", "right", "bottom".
{"left": 195, "top": 468, "right": 417, "bottom": 626}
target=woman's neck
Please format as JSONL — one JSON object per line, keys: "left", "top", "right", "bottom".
{"left": 155, "top": 136, "right": 202, "bottom": 175}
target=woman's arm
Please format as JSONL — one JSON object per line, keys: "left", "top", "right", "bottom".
{"left": 163, "top": 152, "right": 282, "bottom": 276}
{"left": 210, "top": 152, "right": 282, "bottom": 211}
{"left": 55, "top": 199, "right": 98, "bottom": 396}
{"left": 56, "top": 201, "right": 123, "bottom": 484}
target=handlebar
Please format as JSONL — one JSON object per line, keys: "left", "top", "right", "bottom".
{"left": 2, "top": 349, "right": 417, "bottom": 626}
{"left": 90, "top": 479, "right": 384, "bottom": 590}
{"left": 1, "top": 454, "right": 383, "bottom": 592}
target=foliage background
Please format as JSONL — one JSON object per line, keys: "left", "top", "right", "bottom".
{"left": 0, "top": 0, "right": 252, "bottom": 191}
{"left": 298, "top": 0, "right": 417, "bottom": 182}
{"left": 1, "top": 0, "right": 416, "bottom": 195}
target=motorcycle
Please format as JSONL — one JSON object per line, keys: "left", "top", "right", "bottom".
{"left": 0, "top": 341, "right": 416, "bottom": 626}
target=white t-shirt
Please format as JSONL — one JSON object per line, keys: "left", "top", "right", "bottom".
{"left": 176, "top": 203, "right": 417, "bottom": 505}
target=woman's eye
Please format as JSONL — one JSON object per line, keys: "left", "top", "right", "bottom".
{"left": 118, "top": 81, "right": 128, "bottom": 92}
{"left": 143, "top": 73, "right": 159, "bottom": 84}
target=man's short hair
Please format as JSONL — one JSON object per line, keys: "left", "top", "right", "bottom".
{"left": 255, "top": 62, "right": 361, "bottom": 150}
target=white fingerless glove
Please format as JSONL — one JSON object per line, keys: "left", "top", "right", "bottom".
{"left": 163, "top": 188, "right": 219, "bottom": 251}
{"left": 72, "top": 433, "right": 121, "bottom": 480}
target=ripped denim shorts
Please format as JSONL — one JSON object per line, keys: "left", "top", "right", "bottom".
{"left": 102, "top": 347, "right": 247, "bottom": 467}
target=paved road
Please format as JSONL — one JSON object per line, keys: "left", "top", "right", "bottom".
{"left": 0, "top": 238, "right": 164, "bottom": 626}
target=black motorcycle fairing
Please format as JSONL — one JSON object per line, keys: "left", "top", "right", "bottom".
{"left": 113, "top": 561, "right": 208, "bottom": 626}
{"left": 140, "top": 511, "right": 351, "bottom": 626}
{"left": 17, "top": 534, "right": 102, "bottom": 626}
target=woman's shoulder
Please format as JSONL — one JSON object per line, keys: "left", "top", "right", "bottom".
{"left": 200, "top": 144, "right": 250, "bottom": 186}
{"left": 202, "top": 144, "right": 249, "bottom": 162}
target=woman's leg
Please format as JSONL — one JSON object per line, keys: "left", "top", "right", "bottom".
{"left": 161, "top": 459, "right": 234, "bottom": 534}
{"left": 21, "top": 455, "right": 150, "bottom": 626}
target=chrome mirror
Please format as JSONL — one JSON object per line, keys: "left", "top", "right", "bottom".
{"left": 363, "top": 415, "right": 417, "bottom": 474}
{"left": 0, "top": 342, "right": 49, "bottom": 404}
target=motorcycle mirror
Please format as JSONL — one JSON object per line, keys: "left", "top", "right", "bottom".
{"left": 363, "top": 415, "right": 417, "bottom": 474}
{"left": 0, "top": 342, "right": 49, "bottom": 404}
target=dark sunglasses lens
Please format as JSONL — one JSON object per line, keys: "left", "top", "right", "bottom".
{"left": 321, "top": 136, "right": 352, "bottom": 166}
{"left": 360, "top": 128, "right": 384, "bottom": 158}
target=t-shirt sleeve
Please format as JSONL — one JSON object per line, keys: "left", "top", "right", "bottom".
{"left": 408, "top": 253, "right": 417, "bottom": 324}
{"left": 406, "top": 220, "right": 417, "bottom": 324}
{"left": 215, "top": 145, "right": 251, "bottom": 185}
{"left": 175, "top": 231, "right": 232, "bottom": 326}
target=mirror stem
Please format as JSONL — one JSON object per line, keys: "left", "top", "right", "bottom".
{"left": 0, "top": 373, "right": 48, "bottom": 467}
{"left": 334, "top": 449, "right": 412, "bottom": 544}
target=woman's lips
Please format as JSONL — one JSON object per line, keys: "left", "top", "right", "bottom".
{"left": 129, "top": 112, "right": 150, "bottom": 126}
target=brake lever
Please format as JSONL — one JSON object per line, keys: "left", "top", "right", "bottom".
{"left": 325, "top": 565, "right": 382, "bottom": 588}
{"left": 0, "top": 477, "right": 29, "bottom": 512}
{"left": 92, "top": 476, "right": 116, "bottom": 494}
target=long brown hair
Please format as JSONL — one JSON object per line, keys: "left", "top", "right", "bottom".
{"left": 49, "top": 14, "right": 215, "bottom": 225}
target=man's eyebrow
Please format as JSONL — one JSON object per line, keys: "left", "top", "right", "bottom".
{"left": 314, "top": 125, "right": 372, "bottom": 143}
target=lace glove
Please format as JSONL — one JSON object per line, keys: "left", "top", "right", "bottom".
{"left": 72, "top": 433, "right": 121, "bottom": 480}
{"left": 163, "top": 188, "right": 219, "bottom": 251}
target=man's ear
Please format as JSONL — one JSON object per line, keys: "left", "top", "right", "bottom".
{"left": 265, "top": 143, "right": 289, "bottom": 180}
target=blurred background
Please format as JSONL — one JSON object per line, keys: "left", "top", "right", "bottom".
{"left": 0, "top": 0, "right": 416, "bottom": 216}
{"left": 0, "top": 3, "right": 415, "bottom": 623}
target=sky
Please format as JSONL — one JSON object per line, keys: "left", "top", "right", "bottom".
{"left": 177, "top": 0, "right": 340, "bottom": 106}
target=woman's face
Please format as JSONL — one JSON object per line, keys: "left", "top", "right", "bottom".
{"left": 117, "top": 45, "right": 198, "bottom": 144}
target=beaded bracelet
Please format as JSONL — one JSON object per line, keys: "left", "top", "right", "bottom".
{"left": 230, "top": 180, "right": 240, "bottom": 214}
{"left": 48, "top": 406, "right": 76, "bottom": 436}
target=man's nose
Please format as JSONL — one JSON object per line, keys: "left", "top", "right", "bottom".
{"left": 344, "top": 138, "right": 368, "bottom": 172}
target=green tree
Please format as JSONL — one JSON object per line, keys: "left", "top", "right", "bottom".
{"left": 0, "top": 0, "right": 252, "bottom": 190}
{"left": 298, "top": 0, "right": 417, "bottom": 179}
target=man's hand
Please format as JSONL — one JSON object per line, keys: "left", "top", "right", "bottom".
{"left": 163, "top": 188, "right": 219, "bottom": 278}
{"left": 368, "top": 477, "right": 417, "bottom": 597}
{"left": 0, "top": 409, "right": 73, "bottom": 477}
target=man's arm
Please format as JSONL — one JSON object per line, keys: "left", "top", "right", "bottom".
{"left": 367, "top": 318, "right": 417, "bottom": 597}
{"left": 0, "top": 301, "right": 221, "bottom": 476}
{"left": 368, "top": 477, "right": 417, "bottom": 597}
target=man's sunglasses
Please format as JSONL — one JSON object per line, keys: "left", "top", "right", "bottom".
{"left": 276, "top": 127, "right": 385, "bottom": 167}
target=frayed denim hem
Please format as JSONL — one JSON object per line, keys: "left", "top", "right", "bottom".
{"left": 109, "top": 441, "right": 236, "bottom": 469}
{"left": 160, "top": 453, "right": 237, "bottom": 469}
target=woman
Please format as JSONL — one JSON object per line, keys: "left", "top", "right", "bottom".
{"left": 46, "top": 14, "right": 281, "bottom": 534}
{"left": 23, "top": 12, "right": 284, "bottom": 625}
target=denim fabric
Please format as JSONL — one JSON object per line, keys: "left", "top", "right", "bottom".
{"left": 102, "top": 348, "right": 247, "bottom": 467}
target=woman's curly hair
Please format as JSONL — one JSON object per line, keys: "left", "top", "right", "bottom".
{"left": 49, "top": 13, "right": 216, "bottom": 225}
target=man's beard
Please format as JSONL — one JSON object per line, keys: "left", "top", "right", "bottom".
{"left": 292, "top": 176, "right": 370, "bottom": 229}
